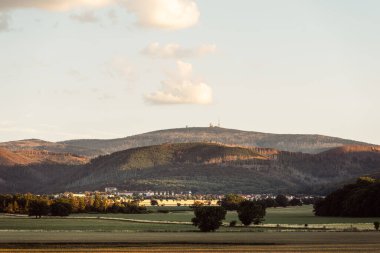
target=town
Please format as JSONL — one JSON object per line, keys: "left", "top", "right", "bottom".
{"left": 52, "top": 187, "right": 320, "bottom": 208}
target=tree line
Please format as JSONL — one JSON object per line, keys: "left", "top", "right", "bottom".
{"left": 0, "top": 194, "right": 147, "bottom": 218}
{"left": 314, "top": 177, "right": 380, "bottom": 217}
{"left": 220, "top": 194, "right": 316, "bottom": 210}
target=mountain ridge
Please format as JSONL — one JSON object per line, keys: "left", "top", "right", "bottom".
{"left": 59, "top": 127, "right": 374, "bottom": 156}
{"left": 1, "top": 127, "right": 375, "bottom": 158}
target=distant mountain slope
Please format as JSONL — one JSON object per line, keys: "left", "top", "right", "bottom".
{"left": 321, "top": 145, "right": 380, "bottom": 155}
{"left": 0, "top": 142, "right": 380, "bottom": 194}
{"left": 0, "top": 148, "right": 32, "bottom": 166}
{"left": 63, "top": 142, "right": 380, "bottom": 194}
{"left": 0, "top": 147, "right": 89, "bottom": 166}
{"left": 0, "top": 139, "right": 103, "bottom": 157}
{"left": 60, "top": 127, "right": 373, "bottom": 156}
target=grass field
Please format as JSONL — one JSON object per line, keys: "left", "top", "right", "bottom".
{"left": 1, "top": 205, "right": 379, "bottom": 232}
{"left": 0, "top": 216, "right": 195, "bottom": 232}
{"left": 68, "top": 205, "right": 380, "bottom": 228}
{"left": 1, "top": 206, "right": 380, "bottom": 252}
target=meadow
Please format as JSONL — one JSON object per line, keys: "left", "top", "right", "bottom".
{"left": 68, "top": 205, "right": 379, "bottom": 229}
{"left": 1, "top": 206, "right": 380, "bottom": 252}
{"left": 1, "top": 205, "right": 379, "bottom": 232}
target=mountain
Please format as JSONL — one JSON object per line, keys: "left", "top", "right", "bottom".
{"left": 0, "top": 147, "right": 89, "bottom": 166}
{"left": 62, "top": 142, "right": 380, "bottom": 194}
{"left": 0, "top": 127, "right": 379, "bottom": 194}
{"left": 60, "top": 127, "right": 373, "bottom": 156}
{"left": 1, "top": 142, "right": 378, "bottom": 194}
{"left": 0, "top": 139, "right": 103, "bottom": 157}
{"left": 0, "top": 148, "right": 32, "bottom": 166}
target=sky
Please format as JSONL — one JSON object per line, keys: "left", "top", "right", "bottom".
{"left": 0, "top": 0, "right": 379, "bottom": 144}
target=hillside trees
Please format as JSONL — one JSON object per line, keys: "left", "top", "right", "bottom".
{"left": 314, "top": 177, "right": 380, "bottom": 217}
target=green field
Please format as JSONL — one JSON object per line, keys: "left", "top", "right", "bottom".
{"left": 0, "top": 217, "right": 194, "bottom": 232}
{"left": 70, "top": 205, "right": 380, "bottom": 225}
{"left": 1, "top": 205, "right": 379, "bottom": 232}
{"left": 1, "top": 206, "right": 380, "bottom": 252}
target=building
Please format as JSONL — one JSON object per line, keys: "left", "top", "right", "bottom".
{"left": 105, "top": 187, "right": 117, "bottom": 193}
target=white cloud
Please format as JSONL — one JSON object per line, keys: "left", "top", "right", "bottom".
{"left": 0, "top": 0, "right": 113, "bottom": 11}
{"left": 142, "top": 42, "right": 216, "bottom": 59}
{"left": 123, "top": 0, "right": 200, "bottom": 30}
{"left": 71, "top": 10, "right": 99, "bottom": 23}
{"left": 145, "top": 61, "right": 212, "bottom": 105}
{"left": 0, "top": 13, "right": 10, "bottom": 32}
{"left": 0, "top": 0, "right": 200, "bottom": 30}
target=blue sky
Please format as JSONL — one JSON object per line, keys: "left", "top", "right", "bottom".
{"left": 0, "top": 0, "right": 379, "bottom": 144}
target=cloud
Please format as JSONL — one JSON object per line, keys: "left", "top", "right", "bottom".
{"left": 123, "top": 0, "right": 200, "bottom": 30}
{"left": 0, "top": 13, "right": 10, "bottom": 32}
{"left": 142, "top": 42, "right": 216, "bottom": 59}
{"left": 0, "top": 0, "right": 200, "bottom": 31}
{"left": 145, "top": 61, "right": 212, "bottom": 105}
{"left": 0, "top": 0, "right": 113, "bottom": 11}
{"left": 105, "top": 57, "right": 136, "bottom": 83}
{"left": 71, "top": 10, "right": 99, "bottom": 23}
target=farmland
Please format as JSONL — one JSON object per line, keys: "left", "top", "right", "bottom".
{"left": 1, "top": 205, "right": 379, "bottom": 231}
{"left": 1, "top": 205, "right": 380, "bottom": 252}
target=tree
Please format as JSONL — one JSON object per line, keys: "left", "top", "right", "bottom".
{"left": 191, "top": 201, "right": 204, "bottom": 208}
{"left": 264, "top": 198, "right": 277, "bottom": 208}
{"left": 192, "top": 206, "right": 226, "bottom": 232}
{"left": 50, "top": 201, "right": 72, "bottom": 216}
{"left": 107, "top": 203, "right": 121, "bottom": 213}
{"left": 289, "top": 198, "right": 302, "bottom": 206}
{"left": 28, "top": 199, "right": 50, "bottom": 218}
{"left": 122, "top": 202, "right": 147, "bottom": 214}
{"left": 374, "top": 221, "right": 379, "bottom": 231}
{"left": 220, "top": 194, "right": 245, "bottom": 211}
{"left": 275, "top": 195, "right": 289, "bottom": 207}
{"left": 237, "top": 200, "right": 266, "bottom": 226}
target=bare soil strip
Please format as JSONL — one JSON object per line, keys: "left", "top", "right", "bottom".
{"left": 0, "top": 244, "right": 380, "bottom": 253}
{"left": 0, "top": 231, "right": 379, "bottom": 245}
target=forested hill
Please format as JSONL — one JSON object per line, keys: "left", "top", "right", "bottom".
{"left": 0, "top": 142, "right": 380, "bottom": 194}
{"left": 314, "top": 177, "right": 380, "bottom": 217}
{"left": 60, "top": 143, "right": 380, "bottom": 194}
{"left": 0, "top": 147, "right": 89, "bottom": 166}
{"left": 59, "top": 127, "right": 372, "bottom": 156}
